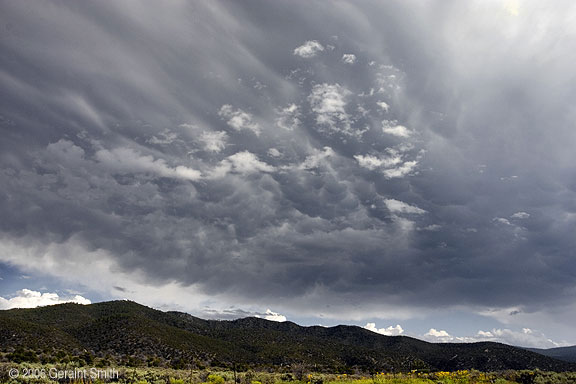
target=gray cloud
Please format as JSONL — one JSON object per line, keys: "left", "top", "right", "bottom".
{"left": 1, "top": 0, "right": 576, "bottom": 332}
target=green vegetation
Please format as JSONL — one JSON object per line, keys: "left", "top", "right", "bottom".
{"left": 1, "top": 365, "right": 576, "bottom": 384}
{"left": 1, "top": 301, "right": 574, "bottom": 373}
{"left": 526, "top": 347, "right": 576, "bottom": 363}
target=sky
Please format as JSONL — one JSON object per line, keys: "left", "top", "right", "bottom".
{"left": 1, "top": 0, "right": 576, "bottom": 349}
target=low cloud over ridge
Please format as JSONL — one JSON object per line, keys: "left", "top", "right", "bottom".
{"left": 0, "top": 289, "right": 90, "bottom": 310}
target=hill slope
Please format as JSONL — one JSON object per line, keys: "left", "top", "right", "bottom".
{"left": 527, "top": 346, "right": 576, "bottom": 363}
{"left": 1, "top": 300, "right": 574, "bottom": 372}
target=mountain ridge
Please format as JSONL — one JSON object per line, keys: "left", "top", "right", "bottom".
{"left": 526, "top": 346, "right": 576, "bottom": 363}
{"left": 1, "top": 300, "right": 574, "bottom": 372}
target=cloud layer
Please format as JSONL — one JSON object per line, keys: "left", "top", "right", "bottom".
{"left": 1, "top": 0, "right": 576, "bottom": 344}
{"left": 0, "top": 289, "right": 90, "bottom": 310}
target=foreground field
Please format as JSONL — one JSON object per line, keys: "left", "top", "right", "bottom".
{"left": 1, "top": 365, "right": 576, "bottom": 384}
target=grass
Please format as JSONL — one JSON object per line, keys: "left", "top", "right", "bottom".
{"left": 0, "top": 364, "right": 575, "bottom": 384}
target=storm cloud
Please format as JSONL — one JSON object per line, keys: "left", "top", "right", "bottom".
{"left": 2, "top": 0, "right": 576, "bottom": 341}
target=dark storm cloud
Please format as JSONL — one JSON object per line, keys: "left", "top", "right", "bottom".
{"left": 2, "top": 0, "right": 576, "bottom": 318}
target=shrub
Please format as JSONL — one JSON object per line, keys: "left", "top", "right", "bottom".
{"left": 7, "top": 348, "right": 39, "bottom": 363}
{"left": 243, "top": 371, "right": 255, "bottom": 384}
{"left": 208, "top": 374, "right": 226, "bottom": 384}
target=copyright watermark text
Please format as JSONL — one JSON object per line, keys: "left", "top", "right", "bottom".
{"left": 8, "top": 367, "right": 119, "bottom": 380}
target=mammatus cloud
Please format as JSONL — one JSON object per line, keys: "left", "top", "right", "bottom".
{"left": 297, "top": 146, "right": 335, "bottom": 170}
{"left": 354, "top": 154, "right": 402, "bottom": 170}
{"left": 267, "top": 148, "right": 282, "bottom": 158}
{"left": 209, "top": 151, "right": 275, "bottom": 178}
{"left": 0, "top": 289, "right": 90, "bottom": 309}
{"left": 341, "top": 54, "right": 357, "bottom": 64}
{"left": 200, "top": 131, "right": 228, "bottom": 153}
{"left": 147, "top": 130, "right": 180, "bottom": 145}
{"left": 95, "top": 146, "right": 202, "bottom": 181}
{"left": 376, "top": 101, "right": 390, "bottom": 113}
{"left": 308, "top": 83, "right": 354, "bottom": 136}
{"left": 384, "top": 199, "right": 427, "bottom": 215}
{"left": 494, "top": 217, "right": 512, "bottom": 226}
{"left": 218, "top": 105, "right": 261, "bottom": 136}
{"left": 382, "top": 160, "right": 418, "bottom": 178}
{"left": 382, "top": 120, "right": 412, "bottom": 138}
{"left": 1, "top": 0, "right": 576, "bottom": 347}
{"left": 293, "top": 40, "right": 324, "bottom": 58}
{"left": 276, "top": 104, "right": 301, "bottom": 131}
{"left": 355, "top": 148, "right": 419, "bottom": 179}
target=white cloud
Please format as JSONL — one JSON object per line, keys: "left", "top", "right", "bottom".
{"left": 422, "top": 329, "right": 480, "bottom": 343}
{"left": 228, "top": 152, "right": 274, "bottom": 173}
{"left": 299, "top": 146, "right": 335, "bottom": 170}
{"left": 375, "top": 65, "right": 403, "bottom": 95}
{"left": 179, "top": 123, "right": 199, "bottom": 131}
{"left": 341, "top": 53, "right": 357, "bottom": 64}
{"left": 504, "top": 0, "right": 520, "bottom": 16}
{"left": 309, "top": 83, "right": 355, "bottom": 136}
{"left": 267, "top": 148, "right": 281, "bottom": 157}
{"left": 218, "top": 104, "right": 261, "bottom": 135}
{"left": 275, "top": 103, "right": 300, "bottom": 131}
{"left": 419, "top": 224, "right": 442, "bottom": 231}
{"left": 263, "top": 309, "right": 287, "bottom": 322}
{"left": 147, "top": 129, "right": 179, "bottom": 145}
{"left": 293, "top": 40, "right": 324, "bottom": 58}
{"left": 419, "top": 324, "right": 567, "bottom": 348}
{"left": 356, "top": 105, "right": 369, "bottom": 117}
{"left": 364, "top": 322, "right": 404, "bottom": 336}
{"left": 0, "top": 289, "right": 90, "bottom": 309}
{"left": 0, "top": 237, "right": 231, "bottom": 316}
{"left": 376, "top": 101, "right": 390, "bottom": 113}
{"left": 511, "top": 212, "right": 530, "bottom": 219}
{"left": 493, "top": 217, "right": 512, "bottom": 225}
{"left": 355, "top": 148, "right": 418, "bottom": 179}
{"left": 384, "top": 199, "right": 427, "bottom": 215}
{"left": 382, "top": 160, "right": 418, "bottom": 179}
{"left": 473, "top": 327, "right": 567, "bottom": 348}
{"left": 392, "top": 216, "right": 417, "bottom": 233}
{"left": 382, "top": 120, "right": 412, "bottom": 137}
{"left": 174, "top": 166, "right": 201, "bottom": 180}
{"left": 426, "top": 328, "right": 452, "bottom": 338}
{"left": 210, "top": 151, "right": 274, "bottom": 178}
{"left": 200, "top": 131, "right": 228, "bottom": 153}
{"left": 477, "top": 330, "right": 493, "bottom": 337}
{"left": 95, "top": 147, "right": 201, "bottom": 181}
{"left": 354, "top": 154, "right": 402, "bottom": 170}
{"left": 478, "top": 306, "right": 523, "bottom": 323}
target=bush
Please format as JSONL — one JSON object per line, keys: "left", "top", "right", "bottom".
{"left": 208, "top": 374, "right": 226, "bottom": 384}
{"left": 7, "top": 348, "right": 39, "bottom": 363}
